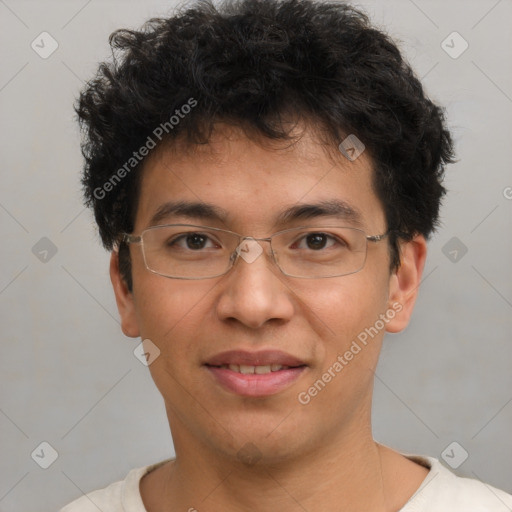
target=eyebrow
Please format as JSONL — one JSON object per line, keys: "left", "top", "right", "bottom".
{"left": 148, "top": 199, "right": 364, "bottom": 229}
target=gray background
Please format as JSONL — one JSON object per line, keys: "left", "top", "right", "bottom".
{"left": 1, "top": 0, "right": 511, "bottom": 510}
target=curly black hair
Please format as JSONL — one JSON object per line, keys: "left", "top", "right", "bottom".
{"left": 76, "top": 0, "right": 455, "bottom": 289}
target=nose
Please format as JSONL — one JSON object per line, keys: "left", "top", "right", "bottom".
{"left": 215, "top": 238, "right": 295, "bottom": 329}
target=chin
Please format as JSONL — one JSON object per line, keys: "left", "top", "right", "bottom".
{"left": 201, "top": 410, "right": 318, "bottom": 463}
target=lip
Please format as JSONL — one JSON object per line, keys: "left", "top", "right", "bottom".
{"left": 205, "top": 350, "right": 306, "bottom": 367}
{"left": 204, "top": 350, "right": 307, "bottom": 397}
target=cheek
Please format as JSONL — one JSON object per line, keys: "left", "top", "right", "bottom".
{"left": 299, "top": 270, "right": 389, "bottom": 347}
{"left": 132, "top": 278, "right": 214, "bottom": 401}
{"left": 132, "top": 272, "right": 212, "bottom": 355}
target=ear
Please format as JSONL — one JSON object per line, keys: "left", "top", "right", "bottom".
{"left": 110, "top": 251, "right": 140, "bottom": 338}
{"left": 385, "top": 234, "right": 427, "bottom": 333}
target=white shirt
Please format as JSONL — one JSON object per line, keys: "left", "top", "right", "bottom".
{"left": 59, "top": 455, "right": 512, "bottom": 511}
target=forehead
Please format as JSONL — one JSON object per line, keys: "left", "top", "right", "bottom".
{"left": 135, "top": 124, "right": 385, "bottom": 233}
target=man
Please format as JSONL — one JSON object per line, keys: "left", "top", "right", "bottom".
{"left": 61, "top": 0, "right": 512, "bottom": 510}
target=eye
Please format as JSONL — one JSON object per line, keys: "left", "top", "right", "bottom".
{"left": 168, "top": 232, "right": 219, "bottom": 250}
{"left": 294, "top": 232, "right": 340, "bottom": 251}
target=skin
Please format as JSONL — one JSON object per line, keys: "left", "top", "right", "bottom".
{"left": 110, "top": 123, "right": 429, "bottom": 511}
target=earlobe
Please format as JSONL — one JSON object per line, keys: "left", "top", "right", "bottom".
{"left": 385, "top": 235, "right": 427, "bottom": 334}
{"left": 109, "top": 251, "right": 140, "bottom": 338}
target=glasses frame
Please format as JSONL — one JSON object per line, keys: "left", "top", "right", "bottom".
{"left": 122, "top": 224, "right": 391, "bottom": 280}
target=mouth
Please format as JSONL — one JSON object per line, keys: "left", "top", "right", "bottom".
{"left": 204, "top": 350, "right": 307, "bottom": 397}
{"left": 209, "top": 363, "right": 299, "bottom": 374}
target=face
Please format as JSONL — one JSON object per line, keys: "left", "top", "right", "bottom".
{"left": 111, "top": 124, "right": 426, "bottom": 464}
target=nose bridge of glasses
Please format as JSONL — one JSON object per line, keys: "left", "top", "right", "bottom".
{"left": 231, "top": 235, "right": 275, "bottom": 266}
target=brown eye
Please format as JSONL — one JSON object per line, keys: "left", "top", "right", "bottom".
{"left": 168, "top": 233, "right": 217, "bottom": 250}
{"left": 185, "top": 233, "right": 208, "bottom": 250}
{"left": 293, "top": 232, "right": 339, "bottom": 251}
{"left": 306, "top": 233, "right": 328, "bottom": 250}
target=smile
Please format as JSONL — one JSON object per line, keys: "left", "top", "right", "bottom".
{"left": 213, "top": 363, "right": 293, "bottom": 374}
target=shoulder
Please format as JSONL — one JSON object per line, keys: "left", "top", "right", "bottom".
{"left": 58, "top": 460, "right": 171, "bottom": 512}
{"left": 59, "top": 479, "right": 125, "bottom": 512}
{"left": 402, "top": 455, "right": 512, "bottom": 511}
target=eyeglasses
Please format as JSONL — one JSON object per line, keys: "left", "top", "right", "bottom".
{"left": 122, "top": 224, "right": 390, "bottom": 279}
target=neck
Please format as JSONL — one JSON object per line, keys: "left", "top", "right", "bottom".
{"left": 162, "top": 425, "right": 391, "bottom": 511}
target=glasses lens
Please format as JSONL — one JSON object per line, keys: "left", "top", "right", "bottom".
{"left": 141, "top": 225, "right": 237, "bottom": 279}
{"left": 272, "top": 226, "right": 367, "bottom": 278}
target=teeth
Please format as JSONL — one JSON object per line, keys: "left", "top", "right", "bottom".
{"left": 226, "top": 364, "right": 288, "bottom": 374}
{"left": 239, "top": 365, "right": 254, "bottom": 374}
{"left": 255, "top": 365, "right": 272, "bottom": 374}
